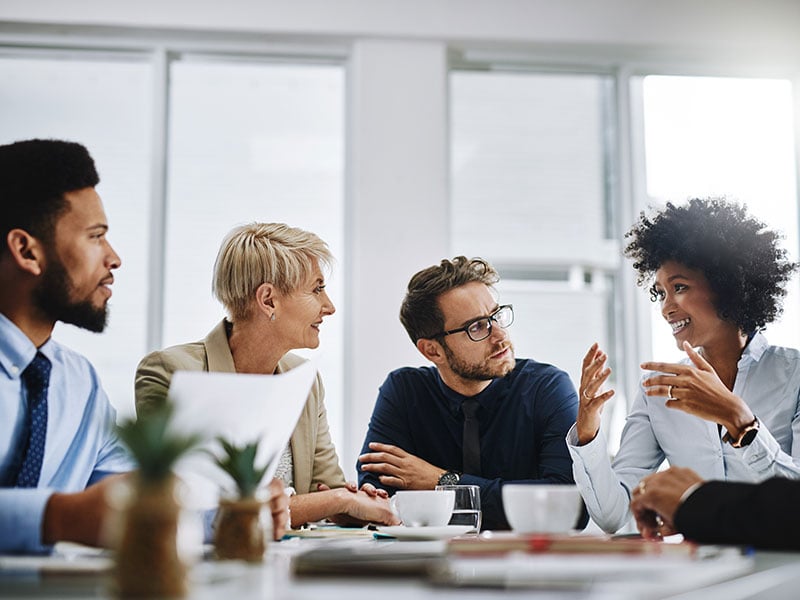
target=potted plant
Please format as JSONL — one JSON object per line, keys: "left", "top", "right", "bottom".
{"left": 211, "top": 437, "right": 272, "bottom": 562}
{"left": 114, "top": 404, "right": 202, "bottom": 598}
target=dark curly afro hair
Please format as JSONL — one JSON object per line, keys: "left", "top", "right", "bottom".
{"left": 623, "top": 198, "right": 798, "bottom": 334}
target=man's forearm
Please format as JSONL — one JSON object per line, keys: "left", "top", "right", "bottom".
{"left": 42, "top": 474, "right": 124, "bottom": 548}
{"left": 43, "top": 492, "right": 95, "bottom": 546}
{"left": 674, "top": 479, "right": 800, "bottom": 550}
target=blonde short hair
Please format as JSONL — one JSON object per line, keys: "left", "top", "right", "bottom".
{"left": 212, "top": 222, "right": 333, "bottom": 320}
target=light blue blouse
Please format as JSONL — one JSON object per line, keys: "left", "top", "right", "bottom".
{"left": 568, "top": 332, "right": 800, "bottom": 533}
{"left": 0, "top": 313, "right": 134, "bottom": 553}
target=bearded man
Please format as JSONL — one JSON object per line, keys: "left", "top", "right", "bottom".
{"left": 0, "top": 139, "right": 134, "bottom": 553}
{"left": 357, "top": 256, "right": 581, "bottom": 530}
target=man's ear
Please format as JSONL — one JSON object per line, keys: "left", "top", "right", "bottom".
{"left": 416, "top": 337, "right": 446, "bottom": 365}
{"left": 5, "top": 229, "right": 45, "bottom": 276}
{"left": 254, "top": 282, "right": 277, "bottom": 317}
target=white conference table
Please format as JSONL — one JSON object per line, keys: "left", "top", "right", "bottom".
{"left": 2, "top": 533, "right": 800, "bottom": 600}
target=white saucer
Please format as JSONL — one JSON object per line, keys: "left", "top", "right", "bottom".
{"left": 377, "top": 525, "right": 473, "bottom": 540}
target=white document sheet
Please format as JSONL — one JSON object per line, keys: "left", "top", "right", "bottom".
{"left": 167, "top": 360, "right": 316, "bottom": 510}
{"left": 441, "top": 551, "right": 753, "bottom": 596}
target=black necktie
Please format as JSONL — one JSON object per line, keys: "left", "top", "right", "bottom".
{"left": 15, "top": 352, "right": 52, "bottom": 487}
{"left": 462, "top": 397, "right": 481, "bottom": 476}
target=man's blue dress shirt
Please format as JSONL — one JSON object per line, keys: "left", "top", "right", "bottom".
{"left": 357, "top": 359, "right": 579, "bottom": 529}
{"left": 0, "top": 313, "right": 134, "bottom": 554}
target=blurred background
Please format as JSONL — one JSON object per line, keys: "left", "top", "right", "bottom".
{"left": 1, "top": 0, "right": 798, "bottom": 480}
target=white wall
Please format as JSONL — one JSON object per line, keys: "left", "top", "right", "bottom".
{"left": 2, "top": 0, "right": 800, "bottom": 54}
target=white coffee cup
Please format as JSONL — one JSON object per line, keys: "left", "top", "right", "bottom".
{"left": 392, "top": 490, "right": 455, "bottom": 527}
{"left": 502, "top": 484, "right": 582, "bottom": 534}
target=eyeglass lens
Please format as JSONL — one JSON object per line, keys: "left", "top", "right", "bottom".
{"left": 466, "top": 306, "right": 513, "bottom": 341}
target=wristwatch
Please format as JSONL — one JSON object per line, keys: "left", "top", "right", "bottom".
{"left": 438, "top": 471, "right": 461, "bottom": 486}
{"left": 723, "top": 416, "right": 760, "bottom": 448}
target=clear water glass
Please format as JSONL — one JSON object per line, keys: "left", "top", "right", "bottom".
{"left": 434, "top": 484, "right": 481, "bottom": 533}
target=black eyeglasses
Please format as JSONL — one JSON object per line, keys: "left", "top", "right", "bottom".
{"left": 434, "top": 304, "right": 514, "bottom": 342}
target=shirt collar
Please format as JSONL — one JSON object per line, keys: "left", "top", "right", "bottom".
{"left": 740, "top": 330, "right": 768, "bottom": 364}
{"left": 205, "top": 319, "right": 237, "bottom": 373}
{"left": 0, "top": 312, "right": 38, "bottom": 379}
{"left": 435, "top": 367, "right": 505, "bottom": 414}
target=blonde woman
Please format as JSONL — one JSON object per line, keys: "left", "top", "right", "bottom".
{"left": 136, "top": 223, "right": 397, "bottom": 528}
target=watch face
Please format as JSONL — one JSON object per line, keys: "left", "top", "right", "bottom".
{"left": 438, "top": 471, "right": 460, "bottom": 486}
{"left": 734, "top": 417, "right": 760, "bottom": 447}
{"left": 740, "top": 427, "right": 759, "bottom": 447}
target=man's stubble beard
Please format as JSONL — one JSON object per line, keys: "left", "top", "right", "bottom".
{"left": 33, "top": 254, "right": 108, "bottom": 333}
{"left": 441, "top": 339, "right": 515, "bottom": 382}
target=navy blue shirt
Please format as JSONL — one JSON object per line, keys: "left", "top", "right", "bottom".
{"left": 357, "top": 358, "right": 579, "bottom": 530}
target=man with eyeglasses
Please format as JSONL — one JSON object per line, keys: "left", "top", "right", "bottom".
{"left": 357, "top": 256, "right": 581, "bottom": 530}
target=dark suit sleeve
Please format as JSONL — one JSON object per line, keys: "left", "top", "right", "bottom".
{"left": 357, "top": 373, "right": 412, "bottom": 492}
{"left": 676, "top": 478, "right": 800, "bottom": 550}
{"left": 533, "top": 369, "right": 580, "bottom": 483}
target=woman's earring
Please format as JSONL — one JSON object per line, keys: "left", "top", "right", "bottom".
{"left": 270, "top": 313, "right": 276, "bottom": 321}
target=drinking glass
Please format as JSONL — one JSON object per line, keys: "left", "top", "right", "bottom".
{"left": 434, "top": 484, "right": 481, "bottom": 533}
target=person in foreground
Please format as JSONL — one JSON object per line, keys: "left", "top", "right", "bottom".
{"left": 631, "top": 466, "right": 800, "bottom": 550}
{"left": 136, "top": 223, "right": 397, "bottom": 528}
{"left": 357, "top": 256, "right": 582, "bottom": 530}
{"left": 0, "top": 139, "right": 134, "bottom": 553}
{"left": 570, "top": 198, "right": 800, "bottom": 533}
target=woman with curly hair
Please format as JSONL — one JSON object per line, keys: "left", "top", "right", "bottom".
{"left": 567, "top": 198, "right": 800, "bottom": 534}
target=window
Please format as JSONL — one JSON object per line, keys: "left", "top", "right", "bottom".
{"left": 450, "top": 69, "right": 625, "bottom": 440}
{"left": 0, "top": 53, "right": 153, "bottom": 419}
{"left": 0, "top": 51, "right": 346, "bottom": 441}
{"left": 164, "top": 58, "right": 345, "bottom": 447}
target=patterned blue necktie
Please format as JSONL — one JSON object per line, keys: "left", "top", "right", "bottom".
{"left": 15, "top": 352, "right": 52, "bottom": 487}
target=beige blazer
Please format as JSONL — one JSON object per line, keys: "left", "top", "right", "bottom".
{"left": 134, "top": 320, "right": 346, "bottom": 494}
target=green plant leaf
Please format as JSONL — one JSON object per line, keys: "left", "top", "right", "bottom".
{"left": 116, "top": 403, "right": 203, "bottom": 483}
{"left": 211, "top": 437, "right": 273, "bottom": 499}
